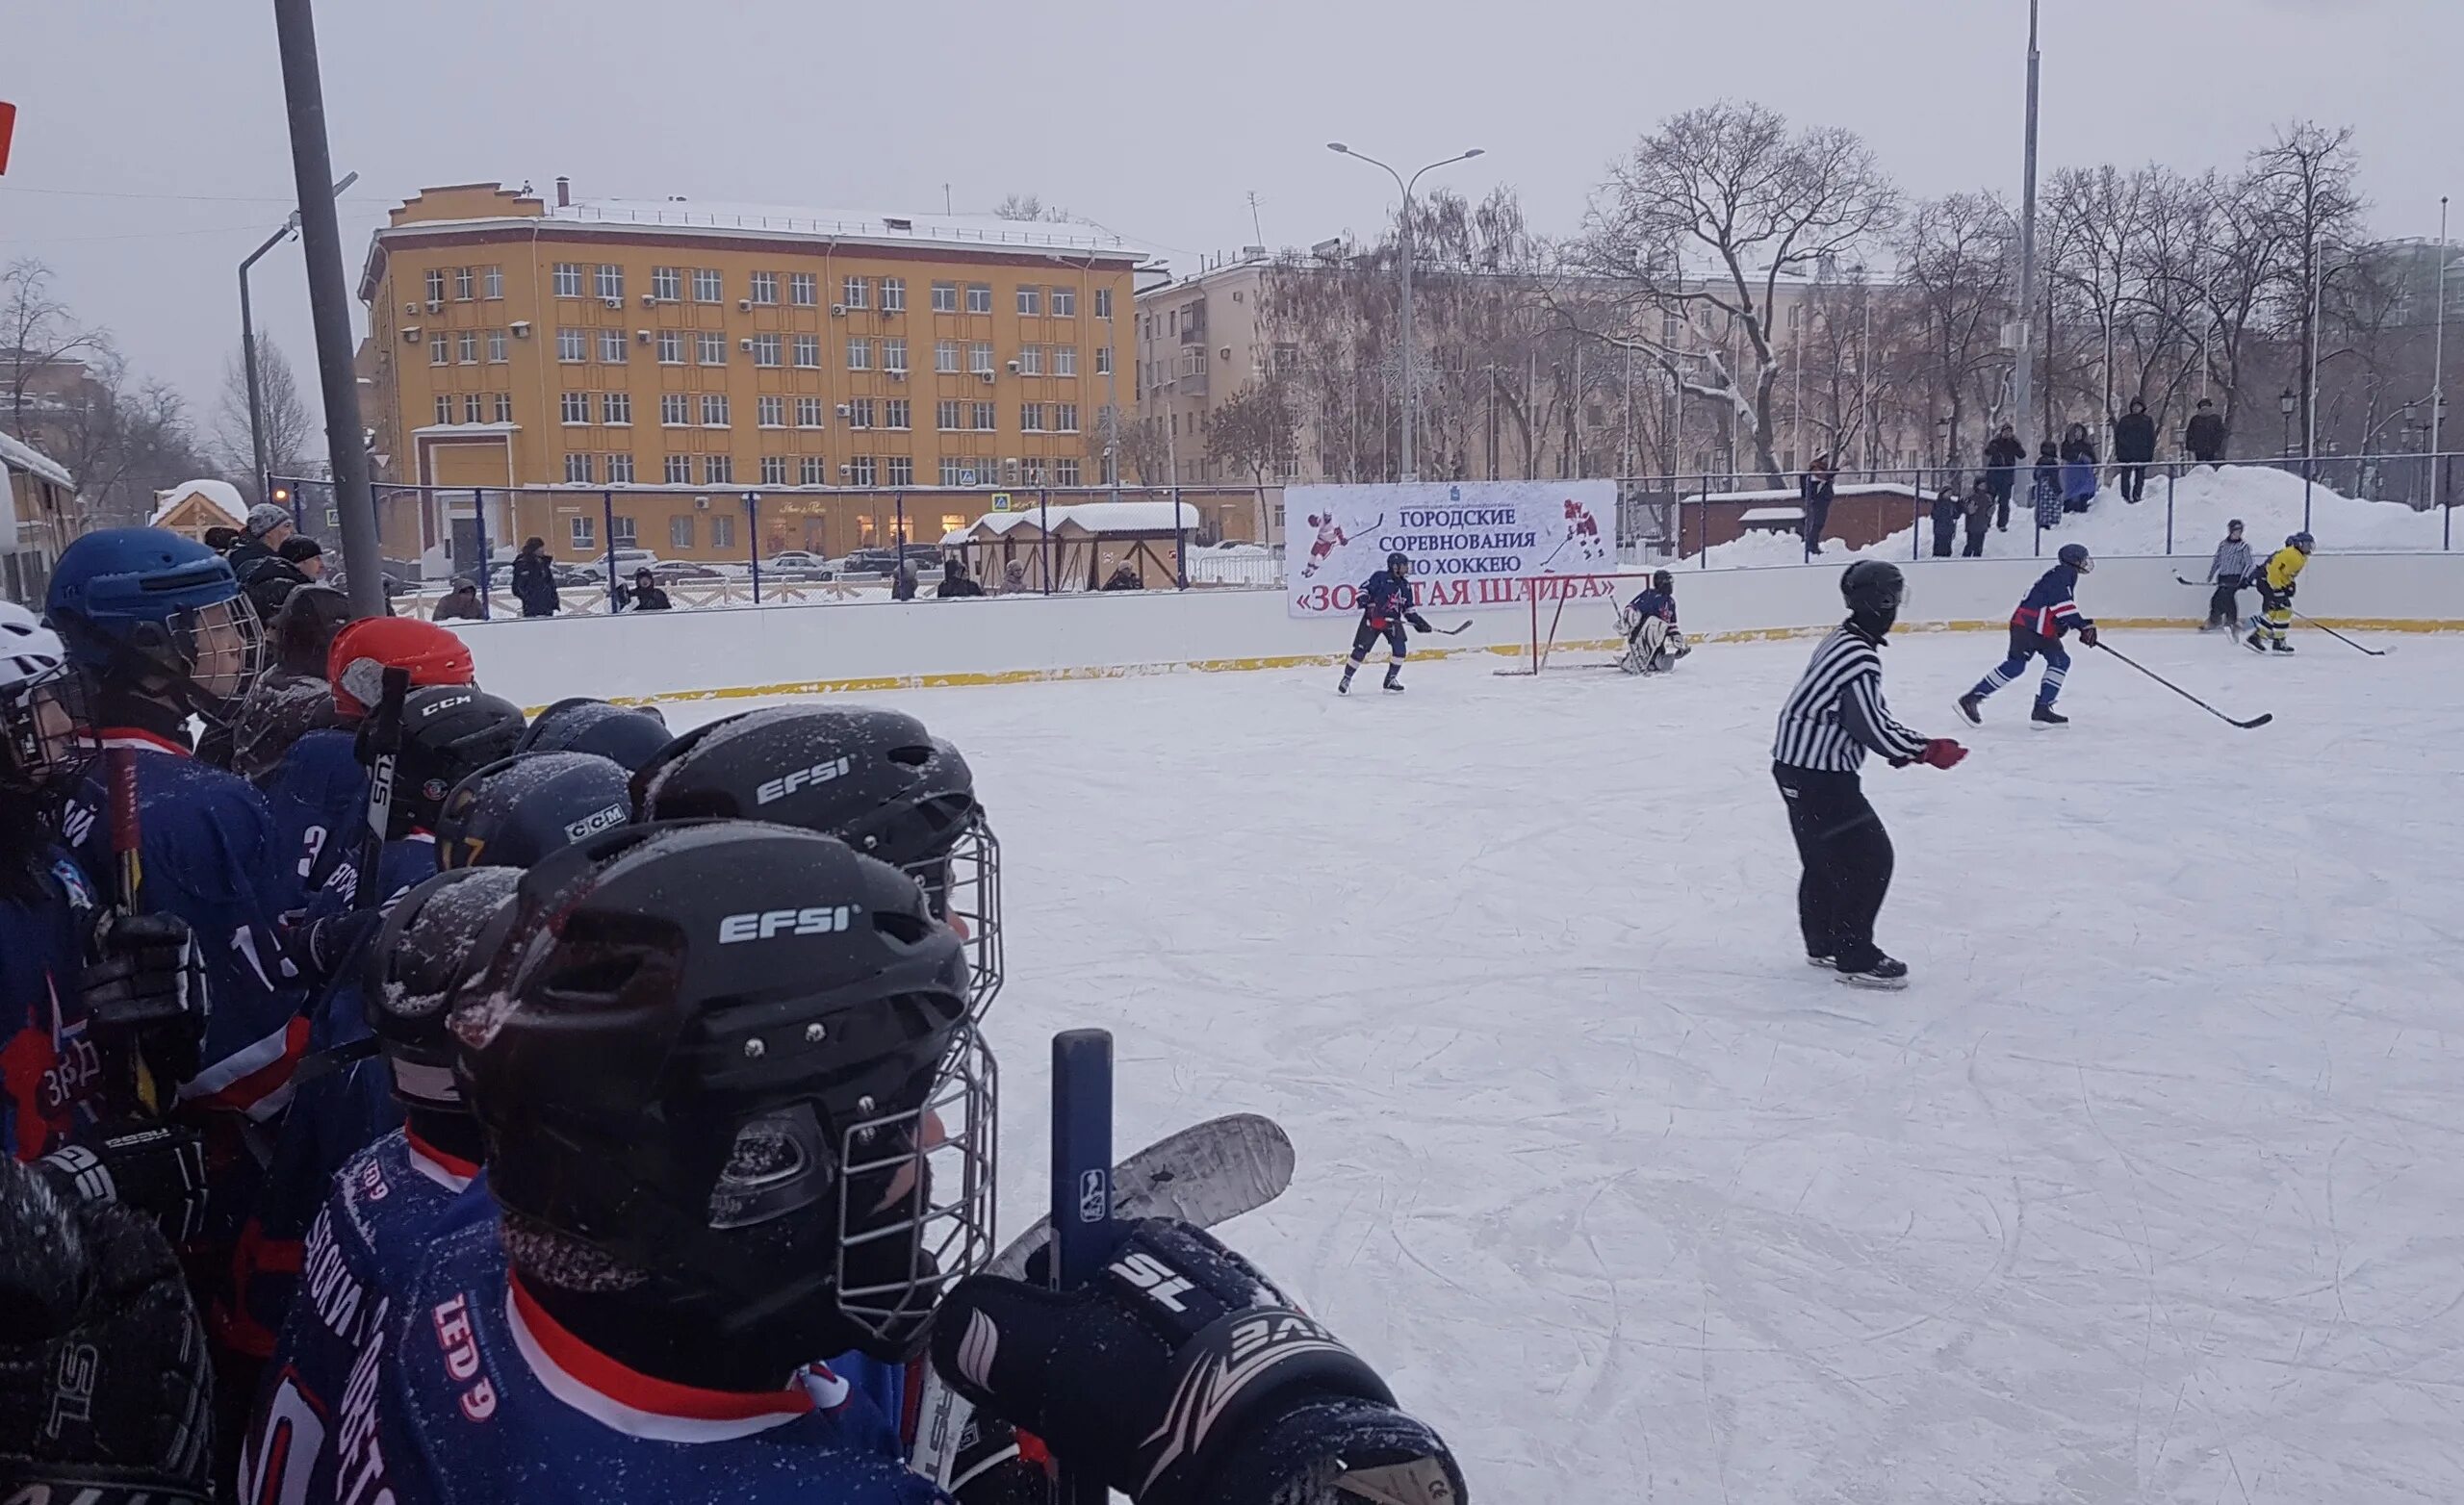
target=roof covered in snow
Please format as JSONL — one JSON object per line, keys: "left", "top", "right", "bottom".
{"left": 149, "top": 478, "right": 248, "bottom": 527}
{"left": 0, "top": 430, "right": 74, "bottom": 491}
{"left": 950, "top": 500, "right": 1201, "bottom": 539}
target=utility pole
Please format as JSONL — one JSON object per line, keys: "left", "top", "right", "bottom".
{"left": 2432, "top": 196, "right": 2450, "bottom": 514}
{"left": 1326, "top": 142, "right": 1483, "bottom": 482}
{"left": 271, "top": 0, "right": 385, "bottom": 615}
{"left": 2011, "top": 0, "right": 2042, "bottom": 449}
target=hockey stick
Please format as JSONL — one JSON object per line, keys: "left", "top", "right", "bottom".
{"left": 1420, "top": 620, "right": 1473, "bottom": 636}
{"left": 2093, "top": 642, "right": 2272, "bottom": 728}
{"left": 104, "top": 744, "right": 166, "bottom": 1118}
{"left": 2289, "top": 609, "right": 2389, "bottom": 656}
{"left": 1050, "top": 1030, "right": 1112, "bottom": 1505}
{"left": 351, "top": 667, "right": 412, "bottom": 911}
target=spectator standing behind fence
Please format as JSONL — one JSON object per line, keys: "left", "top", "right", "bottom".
{"left": 890, "top": 558, "right": 919, "bottom": 600}
{"left": 1962, "top": 476, "right": 1995, "bottom": 556}
{"left": 433, "top": 580, "right": 484, "bottom": 621}
{"left": 1001, "top": 558, "right": 1028, "bottom": 594}
{"left": 2113, "top": 399, "right": 2157, "bottom": 504}
{"left": 1800, "top": 453, "right": 1838, "bottom": 557}
{"left": 1102, "top": 561, "right": 1143, "bottom": 591}
{"left": 2032, "top": 441, "right": 2065, "bottom": 529}
{"left": 936, "top": 556, "right": 985, "bottom": 598}
{"left": 1930, "top": 487, "right": 1961, "bottom": 558}
{"left": 2186, "top": 398, "right": 2227, "bottom": 469}
{"left": 511, "top": 536, "right": 560, "bottom": 618}
{"left": 615, "top": 566, "right": 672, "bottom": 612}
{"left": 1984, "top": 424, "right": 2026, "bottom": 531}
{"left": 2059, "top": 424, "right": 2099, "bottom": 513}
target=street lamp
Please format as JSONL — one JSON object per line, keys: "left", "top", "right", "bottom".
{"left": 2278, "top": 388, "right": 2297, "bottom": 456}
{"left": 239, "top": 168, "right": 357, "bottom": 508}
{"left": 1326, "top": 141, "right": 1485, "bottom": 482}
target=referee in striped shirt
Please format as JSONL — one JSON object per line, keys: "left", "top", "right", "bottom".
{"left": 1771, "top": 561, "right": 1967, "bottom": 989}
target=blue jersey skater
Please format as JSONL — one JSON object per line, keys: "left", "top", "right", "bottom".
{"left": 1339, "top": 554, "right": 1434, "bottom": 695}
{"left": 1960, "top": 545, "right": 2098, "bottom": 727}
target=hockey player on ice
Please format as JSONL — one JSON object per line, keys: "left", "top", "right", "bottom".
{"left": 1618, "top": 570, "right": 1689, "bottom": 676}
{"left": 1296, "top": 512, "right": 1350, "bottom": 578}
{"left": 2246, "top": 531, "right": 2312, "bottom": 654}
{"left": 1958, "top": 542, "right": 2100, "bottom": 728}
{"left": 1338, "top": 551, "right": 1434, "bottom": 695}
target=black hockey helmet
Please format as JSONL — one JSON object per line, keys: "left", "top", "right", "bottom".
{"left": 2058, "top": 542, "right": 2093, "bottom": 574}
{"left": 516, "top": 697, "right": 672, "bottom": 773}
{"left": 1652, "top": 569, "right": 1674, "bottom": 592}
{"left": 391, "top": 686, "right": 528, "bottom": 837}
{"left": 436, "top": 752, "right": 633, "bottom": 870}
{"left": 451, "top": 821, "right": 990, "bottom": 1365}
{"left": 1840, "top": 560, "right": 1906, "bottom": 632}
{"left": 1386, "top": 550, "right": 1410, "bottom": 574}
{"left": 362, "top": 865, "right": 524, "bottom": 1121}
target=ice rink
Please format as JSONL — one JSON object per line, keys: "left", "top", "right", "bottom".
{"left": 673, "top": 625, "right": 2464, "bottom": 1501}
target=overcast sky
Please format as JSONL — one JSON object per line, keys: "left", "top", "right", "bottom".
{"left": 4, "top": 0, "right": 2456, "bottom": 434}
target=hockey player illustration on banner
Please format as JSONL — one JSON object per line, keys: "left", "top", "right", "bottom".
{"left": 1619, "top": 570, "right": 1689, "bottom": 676}
{"left": 1298, "top": 510, "right": 1378, "bottom": 579}
{"left": 2247, "top": 531, "right": 2312, "bottom": 653}
{"left": 1339, "top": 551, "right": 1435, "bottom": 695}
{"left": 1563, "top": 497, "right": 1607, "bottom": 564}
{"left": 1958, "top": 542, "right": 2099, "bottom": 727}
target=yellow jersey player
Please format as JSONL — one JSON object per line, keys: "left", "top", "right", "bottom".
{"left": 2246, "top": 530, "right": 2312, "bottom": 654}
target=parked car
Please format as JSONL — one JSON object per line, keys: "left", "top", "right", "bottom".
{"left": 753, "top": 550, "right": 836, "bottom": 581}
{"left": 839, "top": 547, "right": 939, "bottom": 579}
{"left": 650, "top": 562, "right": 730, "bottom": 583}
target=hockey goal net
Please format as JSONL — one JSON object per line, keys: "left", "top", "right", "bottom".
{"left": 1494, "top": 572, "right": 1664, "bottom": 676}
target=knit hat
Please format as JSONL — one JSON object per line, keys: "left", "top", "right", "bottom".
{"left": 244, "top": 502, "right": 293, "bottom": 539}
{"left": 278, "top": 535, "right": 323, "bottom": 562}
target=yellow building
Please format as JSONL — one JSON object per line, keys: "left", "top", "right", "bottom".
{"left": 356, "top": 180, "right": 1145, "bottom": 566}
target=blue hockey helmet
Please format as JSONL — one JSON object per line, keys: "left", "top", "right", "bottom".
{"left": 514, "top": 696, "right": 672, "bottom": 773}
{"left": 2058, "top": 542, "right": 2093, "bottom": 574}
{"left": 2287, "top": 531, "right": 2314, "bottom": 553}
{"left": 436, "top": 751, "right": 633, "bottom": 870}
{"left": 45, "top": 527, "right": 264, "bottom": 712}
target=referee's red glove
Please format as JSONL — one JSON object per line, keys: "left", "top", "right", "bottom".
{"left": 1918, "top": 739, "right": 1968, "bottom": 770}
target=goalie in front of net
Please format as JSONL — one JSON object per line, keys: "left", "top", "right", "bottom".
{"left": 1619, "top": 570, "right": 1690, "bottom": 676}
{"left": 1338, "top": 551, "right": 1434, "bottom": 695}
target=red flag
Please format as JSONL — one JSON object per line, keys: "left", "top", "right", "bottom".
{"left": 0, "top": 102, "right": 16, "bottom": 175}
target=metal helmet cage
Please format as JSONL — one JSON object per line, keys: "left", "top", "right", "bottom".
{"left": 834, "top": 1021, "right": 998, "bottom": 1352}
{"left": 922, "top": 814, "right": 1003, "bottom": 1025}
{"left": 0, "top": 667, "right": 99, "bottom": 796}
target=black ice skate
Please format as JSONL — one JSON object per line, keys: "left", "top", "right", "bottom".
{"left": 1956, "top": 692, "right": 1984, "bottom": 726}
{"left": 1836, "top": 956, "right": 1910, "bottom": 990}
{"left": 2270, "top": 639, "right": 2295, "bottom": 653}
{"left": 1806, "top": 954, "right": 1837, "bottom": 971}
{"left": 1382, "top": 667, "right": 1403, "bottom": 693}
{"left": 2245, "top": 629, "right": 2270, "bottom": 654}
{"left": 2030, "top": 702, "right": 2068, "bottom": 727}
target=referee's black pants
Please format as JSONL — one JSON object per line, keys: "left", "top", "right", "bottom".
{"left": 1772, "top": 762, "right": 1893, "bottom": 973}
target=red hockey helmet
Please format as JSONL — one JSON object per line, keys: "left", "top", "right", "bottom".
{"left": 327, "top": 616, "right": 476, "bottom": 718}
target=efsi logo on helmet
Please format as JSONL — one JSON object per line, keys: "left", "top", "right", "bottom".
{"left": 719, "top": 905, "right": 857, "bottom": 943}
{"left": 562, "top": 803, "right": 628, "bottom": 842}
{"left": 756, "top": 754, "right": 853, "bottom": 805}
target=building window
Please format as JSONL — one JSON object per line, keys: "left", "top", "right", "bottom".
{"left": 751, "top": 333, "right": 782, "bottom": 367}
{"left": 935, "top": 340, "right": 961, "bottom": 374}
{"left": 757, "top": 395, "right": 785, "bottom": 427}
{"left": 883, "top": 398, "right": 911, "bottom": 430}
{"left": 434, "top": 395, "right": 453, "bottom": 425}
{"left": 883, "top": 338, "right": 907, "bottom": 372}
{"left": 795, "top": 397, "right": 826, "bottom": 428}
{"left": 1021, "top": 460, "right": 1047, "bottom": 486}
{"left": 750, "top": 271, "right": 778, "bottom": 305}
{"left": 1053, "top": 287, "right": 1077, "bottom": 318}
{"left": 848, "top": 398, "right": 876, "bottom": 429}
{"left": 1016, "top": 287, "right": 1041, "bottom": 317}
{"left": 425, "top": 268, "right": 448, "bottom": 302}
{"left": 600, "top": 328, "right": 628, "bottom": 364}
{"left": 800, "top": 457, "right": 828, "bottom": 485}
{"left": 661, "top": 394, "right": 690, "bottom": 426}
{"left": 701, "top": 454, "right": 732, "bottom": 484}
{"left": 607, "top": 452, "right": 635, "bottom": 483}
{"left": 846, "top": 339, "right": 873, "bottom": 371}
{"left": 692, "top": 268, "right": 723, "bottom": 303}
{"left": 557, "top": 327, "right": 587, "bottom": 363}
{"left": 552, "top": 263, "right": 584, "bottom": 297}
{"left": 1056, "top": 458, "right": 1081, "bottom": 485}
{"left": 595, "top": 265, "right": 624, "bottom": 301}
{"left": 712, "top": 513, "right": 736, "bottom": 548}
{"left": 931, "top": 281, "right": 958, "bottom": 313}
{"left": 565, "top": 452, "right": 594, "bottom": 483}
{"left": 965, "top": 283, "right": 991, "bottom": 315}
{"left": 697, "top": 331, "right": 725, "bottom": 366}
{"left": 458, "top": 331, "right": 478, "bottom": 364}
{"left": 882, "top": 277, "right": 906, "bottom": 313}
{"left": 664, "top": 454, "right": 691, "bottom": 483}
{"left": 487, "top": 329, "right": 508, "bottom": 363}
{"left": 793, "top": 334, "right": 821, "bottom": 368}
{"left": 448, "top": 267, "right": 472, "bottom": 301}
{"left": 1055, "top": 346, "right": 1078, "bottom": 376}
{"left": 1019, "top": 345, "right": 1043, "bottom": 376}
{"left": 652, "top": 266, "right": 682, "bottom": 302}
{"left": 493, "top": 393, "right": 514, "bottom": 422}
{"left": 759, "top": 455, "right": 788, "bottom": 486}
{"left": 849, "top": 456, "right": 877, "bottom": 486}
{"left": 560, "top": 391, "right": 591, "bottom": 425}
{"left": 842, "top": 276, "right": 870, "bottom": 310}
{"left": 937, "top": 399, "right": 962, "bottom": 430}
{"left": 970, "top": 400, "right": 996, "bottom": 431}
{"left": 656, "top": 515, "right": 689, "bottom": 551}
{"left": 701, "top": 394, "right": 730, "bottom": 427}
{"left": 969, "top": 342, "right": 994, "bottom": 374}
{"left": 603, "top": 392, "right": 632, "bottom": 425}
{"left": 612, "top": 515, "right": 638, "bottom": 546}
{"left": 1055, "top": 403, "right": 1079, "bottom": 432}
{"left": 484, "top": 266, "right": 504, "bottom": 299}
{"left": 656, "top": 329, "right": 685, "bottom": 365}
{"left": 939, "top": 457, "right": 971, "bottom": 486}
{"left": 1020, "top": 403, "right": 1045, "bottom": 433}
{"left": 886, "top": 455, "right": 913, "bottom": 486}
{"left": 571, "top": 514, "right": 596, "bottom": 548}
{"left": 430, "top": 334, "right": 449, "bottom": 366}
{"left": 462, "top": 394, "right": 484, "bottom": 423}
{"left": 789, "top": 271, "right": 817, "bottom": 307}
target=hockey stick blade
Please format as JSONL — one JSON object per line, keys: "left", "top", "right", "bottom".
{"left": 909, "top": 1112, "right": 1296, "bottom": 1483}
{"left": 2290, "top": 609, "right": 2390, "bottom": 655}
{"left": 1425, "top": 620, "right": 1473, "bottom": 636}
{"left": 2093, "top": 642, "right": 2272, "bottom": 729}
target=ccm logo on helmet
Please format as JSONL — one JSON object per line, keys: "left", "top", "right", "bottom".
{"left": 562, "top": 803, "right": 628, "bottom": 842}
{"left": 719, "top": 905, "right": 855, "bottom": 943}
{"left": 419, "top": 693, "right": 475, "bottom": 720}
{"left": 757, "top": 756, "right": 853, "bottom": 805}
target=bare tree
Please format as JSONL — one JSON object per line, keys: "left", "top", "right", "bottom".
{"left": 1, "top": 259, "right": 101, "bottom": 444}
{"left": 992, "top": 193, "right": 1075, "bottom": 223}
{"left": 1117, "top": 415, "right": 1172, "bottom": 486}
{"left": 212, "top": 334, "right": 317, "bottom": 484}
{"left": 1574, "top": 101, "right": 1901, "bottom": 481}
{"left": 43, "top": 346, "right": 218, "bottom": 528}
{"left": 1203, "top": 379, "right": 1297, "bottom": 486}
{"left": 2249, "top": 122, "right": 2367, "bottom": 452}
{"left": 1896, "top": 191, "right": 2017, "bottom": 470}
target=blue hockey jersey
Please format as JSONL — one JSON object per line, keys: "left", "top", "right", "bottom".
{"left": 259, "top": 1215, "right": 946, "bottom": 1505}
{"left": 1356, "top": 572, "right": 1420, "bottom": 628}
{"left": 1626, "top": 587, "right": 1677, "bottom": 625}
{"left": 0, "top": 848, "right": 106, "bottom": 1160}
{"left": 2011, "top": 564, "right": 2094, "bottom": 640}
{"left": 261, "top": 727, "right": 366, "bottom": 905}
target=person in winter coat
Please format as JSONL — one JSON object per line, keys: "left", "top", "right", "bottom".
{"left": 2059, "top": 423, "right": 2099, "bottom": 512}
{"left": 2112, "top": 399, "right": 2157, "bottom": 503}
{"left": 1800, "top": 453, "right": 1838, "bottom": 556}
{"left": 2203, "top": 518, "right": 2254, "bottom": 631}
{"left": 1983, "top": 425, "right": 2027, "bottom": 530}
{"left": 509, "top": 537, "right": 560, "bottom": 618}
{"left": 2032, "top": 442, "right": 2065, "bottom": 529}
{"left": 1930, "top": 486, "right": 1962, "bottom": 557}
{"left": 1101, "top": 561, "right": 1142, "bottom": 591}
{"left": 2186, "top": 398, "right": 2227, "bottom": 468}
{"left": 1001, "top": 558, "right": 1028, "bottom": 594}
{"left": 1962, "top": 476, "right": 1995, "bottom": 556}
{"left": 228, "top": 583, "right": 352, "bottom": 781}
{"left": 615, "top": 567, "right": 672, "bottom": 612}
{"left": 936, "top": 556, "right": 985, "bottom": 598}
{"left": 889, "top": 559, "right": 919, "bottom": 600}
{"left": 431, "top": 581, "right": 485, "bottom": 622}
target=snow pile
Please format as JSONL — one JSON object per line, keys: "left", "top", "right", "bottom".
{"left": 1698, "top": 464, "right": 2450, "bottom": 569}
{"left": 0, "top": 430, "right": 74, "bottom": 491}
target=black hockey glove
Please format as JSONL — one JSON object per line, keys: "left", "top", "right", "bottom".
{"left": 931, "top": 1217, "right": 1466, "bottom": 1505}
{"left": 1406, "top": 612, "right": 1434, "bottom": 634}
{"left": 78, "top": 911, "right": 209, "bottom": 1101}
{"left": 283, "top": 905, "right": 383, "bottom": 988}
{"left": 37, "top": 1120, "right": 213, "bottom": 1247}
{"left": 2077, "top": 625, "right": 2100, "bottom": 649}
{"left": 0, "top": 1158, "right": 216, "bottom": 1505}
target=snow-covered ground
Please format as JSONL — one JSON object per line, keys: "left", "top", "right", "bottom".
{"left": 1702, "top": 463, "right": 2453, "bottom": 569}
{"left": 662, "top": 628, "right": 2462, "bottom": 1502}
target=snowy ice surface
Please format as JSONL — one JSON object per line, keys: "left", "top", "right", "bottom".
{"left": 659, "top": 630, "right": 2464, "bottom": 1502}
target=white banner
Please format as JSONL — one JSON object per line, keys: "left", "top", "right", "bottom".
{"left": 1282, "top": 480, "right": 1618, "bottom": 618}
